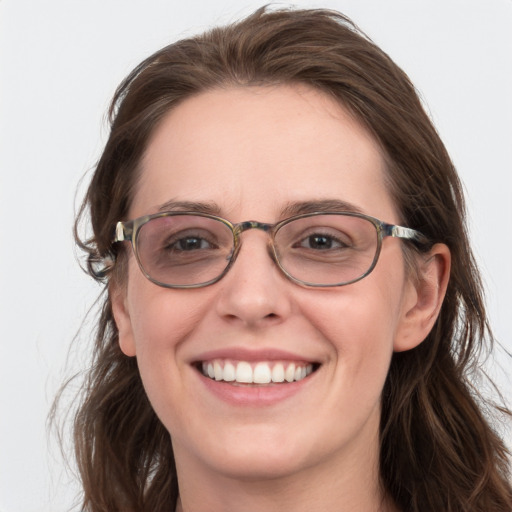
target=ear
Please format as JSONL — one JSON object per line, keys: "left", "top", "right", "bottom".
{"left": 393, "top": 243, "right": 451, "bottom": 352}
{"left": 110, "top": 282, "right": 137, "bottom": 357}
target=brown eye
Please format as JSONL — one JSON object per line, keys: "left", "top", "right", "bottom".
{"left": 167, "top": 236, "right": 213, "bottom": 252}
{"left": 297, "top": 234, "right": 346, "bottom": 250}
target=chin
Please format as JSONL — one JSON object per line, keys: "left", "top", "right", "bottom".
{"left": 183, "top": 425, "right": 329, "bottom": 482}
{"left": 209, "top": 451, "right": 313, "bottom": 482}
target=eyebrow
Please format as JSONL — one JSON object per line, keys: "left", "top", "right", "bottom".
{"left": 280, "top": 199, "right": 364, "bottom": 217}
{"left": 157, "top": 200, "right": 222, "bottom": 215}
{"left": 157, "top": 198, "right": 364, "bottom": 219}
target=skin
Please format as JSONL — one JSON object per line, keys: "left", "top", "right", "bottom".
{"left": 112, "top": 85, "right": 450, "bottom": 512}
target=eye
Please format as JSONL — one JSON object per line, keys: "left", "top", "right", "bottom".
{"left": 296, "top": 233, "right": 348, "bottom": 250}
{"left": 169, "top": 236, "right": 213, "bottom": 251}
{"left": 164, "top": 232, "right": 217, "bottom": 252}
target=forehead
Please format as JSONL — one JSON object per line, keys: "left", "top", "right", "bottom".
{"left": 132, "top": 85, "right": 396, "bottom": 222}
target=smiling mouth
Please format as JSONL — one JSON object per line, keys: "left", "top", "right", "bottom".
{"left": 196, "top": 359, "right": 319, "bottom": 385}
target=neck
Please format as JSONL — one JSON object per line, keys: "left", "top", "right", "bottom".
{"left": 175, "top": 476, "right": 396, "bottom": 512}
{"left": 173, "top": 424, "right": 398, "bottom": 512}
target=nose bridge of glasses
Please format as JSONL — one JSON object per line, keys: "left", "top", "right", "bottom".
{"left": 234, "top": 220, "right": 273, "bottom": 237}
{"left": 231, "top": 220, "right": 278, "bottom": 265}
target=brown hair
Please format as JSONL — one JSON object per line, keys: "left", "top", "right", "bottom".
{"left": 65, "top": 6, "right": 511, "bottom": 511}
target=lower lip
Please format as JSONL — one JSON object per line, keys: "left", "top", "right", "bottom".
{"left": 196, "top": 370, "right": 315, "bottom": 406}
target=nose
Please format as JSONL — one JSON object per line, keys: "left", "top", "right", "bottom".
{"left": 214, "top": 230, "right": 292, "bottom": 327}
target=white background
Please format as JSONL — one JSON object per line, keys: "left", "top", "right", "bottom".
{"left": 1, "top": 1, "right": 511, "bottom": 511}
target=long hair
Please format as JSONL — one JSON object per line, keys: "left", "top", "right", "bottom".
{"left": 65, "top": 7, "right": 511, "bottom": 511}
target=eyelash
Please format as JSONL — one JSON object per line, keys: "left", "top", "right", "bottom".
{"left": 163, "top": 232, "right": 218, "bottom": 252}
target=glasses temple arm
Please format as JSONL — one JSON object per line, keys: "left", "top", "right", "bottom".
{"left": 114, "top": 221, "right": 134, "bottom": 243}
{"left": 384, "top": 224, "right": 431, "bottom": 247}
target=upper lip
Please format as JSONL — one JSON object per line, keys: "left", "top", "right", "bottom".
{"left": 191, "top": 347, "right": 320, "bottom": 364}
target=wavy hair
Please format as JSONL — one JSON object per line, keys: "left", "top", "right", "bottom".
{"left": 61, "top": 7, "right": 511, "bottom": 511}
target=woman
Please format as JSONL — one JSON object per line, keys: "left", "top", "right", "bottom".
{"left": 70, "top": 6, "right": 511, "bottom": 511}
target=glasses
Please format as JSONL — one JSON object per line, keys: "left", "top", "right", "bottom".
{"left": 113, "top": 211, "right": 428, "bottom": 288}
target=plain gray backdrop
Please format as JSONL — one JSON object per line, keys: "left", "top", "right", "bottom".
{"left": 1, "top": 1, "right": 511, "bottom": 510}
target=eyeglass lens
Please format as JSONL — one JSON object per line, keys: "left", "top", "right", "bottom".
{"left": 134, "top": 214, "right": 379, "bottom": 287}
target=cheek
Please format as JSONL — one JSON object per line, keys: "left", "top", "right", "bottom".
{"left": 302, "top": 263, "right": 406, "bottom": 380}
{"left": 123, "top": 270, "right": 213, "bottom": 422}
{"left": 125, "top": 261, "right": 207, "bottom": 352}
{"left": 306, "top": 283, "right": 402, "bottom": 349}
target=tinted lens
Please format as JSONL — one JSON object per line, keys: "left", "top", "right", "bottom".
{"left": 274, "top": 214, "right": 379, "bottom": 285}
{"left": 135, "top": 215, "right": 234, "bottom": 286}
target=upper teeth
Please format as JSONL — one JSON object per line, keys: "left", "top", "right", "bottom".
{"left": 201, "top": 360, "right": 314, "bottom": 384}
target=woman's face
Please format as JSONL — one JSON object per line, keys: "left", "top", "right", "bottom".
{"left": 113, "top": 85, "right": 422, "bottom": 482}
